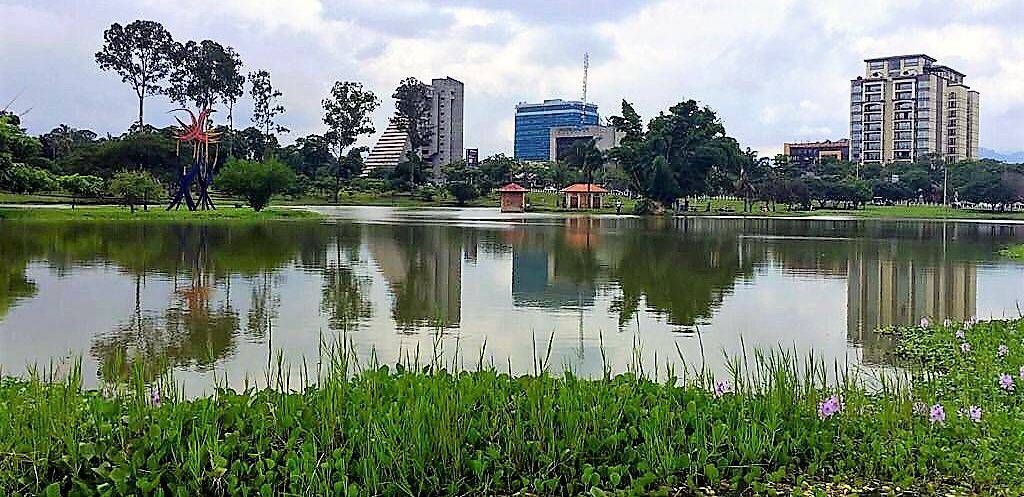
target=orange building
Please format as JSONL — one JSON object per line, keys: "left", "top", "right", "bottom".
{"left": 497, "top": 183, "right": 529, "bottom": 212}
{"left": 560, "top": 183, "right": 608, "bottom": 209}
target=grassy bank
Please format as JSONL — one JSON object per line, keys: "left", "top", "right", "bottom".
{"left": 1001, "top": 244, "right": 1024, "bottom": 259}
{"left": 3, "top": 320, "right": 1024, "bottom": 496}
{"left": 0, "top": 206, "right": 320, "bottom": 222}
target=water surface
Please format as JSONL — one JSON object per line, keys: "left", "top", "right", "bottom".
{"left": 2, "top": 207, "right": 1022, "bottom": 392}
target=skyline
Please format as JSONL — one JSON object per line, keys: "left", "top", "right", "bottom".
{"left": 2, "top": 0, "right": 1023, "bottom": 158}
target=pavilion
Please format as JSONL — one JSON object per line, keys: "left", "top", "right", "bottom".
{"left": 560, "top": 183, "right": 608, "bottom": 210}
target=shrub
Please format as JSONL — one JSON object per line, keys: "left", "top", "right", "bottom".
{"left": 2, "top": 164, "right": 57, "bottom": 194}
{"left": 107, "top": 170, "right": 164, "bottom": 212}
{"left": 215, "top": 157, "right": 296, "bottom": 211}
{"left": 58, "top": 174, "right": 105, "bottom": 207}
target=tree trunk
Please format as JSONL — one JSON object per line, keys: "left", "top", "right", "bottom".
{"left": 137, "top": 95, "right": 145, "bottom": 130}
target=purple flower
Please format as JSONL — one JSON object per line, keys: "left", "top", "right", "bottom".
{"left": 818, "top": 395, "right": 843, "bottom": 420}
{"left": 967, "top": 405, "right": 982, "bottom": 423}
{"left": 713, "top": 380, "right": 734, "bottom": 398}
{"left": 998, "top": 344, "right": 1009, "bottom": 358}
{"left": 955, "top": 329, "right": 965, "bottom": 340}
{"left": 960, "top": 342, "right": 971, "bottom": 353}
{"left": 148, "top": 386, "right": 161, "bottom": 406}
{"left": 1000, "top": 374, "right": 1015, "bottom": 391}
{"left": 919, "top": 317, "right": 931, "bottom": 327}
{"left": 929, "top": 404, "right": 946, "bottom": 424}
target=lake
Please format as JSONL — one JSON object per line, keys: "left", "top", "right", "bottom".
{"left": 2, "top": 207, "right": 1023, "bottom": 392}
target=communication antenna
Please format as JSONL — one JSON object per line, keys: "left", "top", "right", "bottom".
{"left": 580, "top": 52, "right": 589, "bottom": 128}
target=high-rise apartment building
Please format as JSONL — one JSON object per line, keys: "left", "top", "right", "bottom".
{"left": 364, "top": 77, "right": 464, "bottom": 179}
{"left": 514, "top": 99, "right": 598, "bottom": 161}
{"left": 850, "top": 55, "right": 979, "bottom": 164}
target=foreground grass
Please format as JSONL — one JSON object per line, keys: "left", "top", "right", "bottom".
{"left": 0, "top": 206, "right": 320, "bottom": 222}
{"left": 3, "top": 320, "right": 1024, "bottom": 496}
{"left": 1001, "top": 244, "right": 1024, "bottom": 259}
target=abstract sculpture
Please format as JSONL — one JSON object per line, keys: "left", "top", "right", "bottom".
{"left": 168, "top": 108, "right": 221, "bottom": 210}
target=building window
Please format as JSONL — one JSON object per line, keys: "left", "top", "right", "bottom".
{"left": 894, "top": 121, "right": 911, "bottom": 130}
{"left": 865, "top": 113, "right": 882, "bottom": 122}
{"left": 865, "top": 123, "right": 882, "bottom": 131}
{"left": 895, "top": 82, "right": 913, "bottom": 90}
{"left": 895, "top": 91, "right": 913, "bottom": 100}
{"left": 864, "top": 142, "right": 880, "bottom": 151}
{"left": 866, "top": 94, "right": 883, "bottom": 102}
{"left": 894, "top": 111, "right": 912, "bottom": 120}
{"left": 864, "top": 132, "right": 881, "bottom": 141}
{"left": 895, "top": 131, "right": 912, "bottom": 140}
{"left": 869, "top": 62, "right": 884, "bottom": 71}
{"left": 895, "top": 102, "right": 913, "bottom": 110}
{"left": 864, "top": 103, "right": 882, "bottom": 112}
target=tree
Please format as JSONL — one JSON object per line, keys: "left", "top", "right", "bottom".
{"left": 3, "top": 164, "right": 57, "bottom": 194}
{"left": 39, "top": 125, "right": 97, "bottom": 160}
{"left": 442, "top": 160, "right": 479, "bottom": 205}
{"left": 58, "top": 130, "right": 186, "bottom": 184}
{"left": 167, "top": 40, "right": 244, "bottom": 111}
{"left": 608, "top": 99, "right": 744, "bottom": 209}
{"left": 95, "top": 20, "right": 177, "bottom": 129}
{"left": 249, "top": 70, "right": 288, "bottom": 155}
{"left": 58, "top": 174, "right": 104, "bottom": 208}
{"left": 562, "top": 138, "right": 606, "bottom": 187}
{"left": 215, "top": 157, "right": 296, "bottom": 211}
{"left": 391, "top": 77, "right": 433, "bottom": 185}
{"left": 108, "top": 170, "right": 164, "bottom": 212}
{"left": 477, "top": 154, "right": 517, "bottom": 194}
{"left": 322, "top": 81, "right": 379, "bottom": 201}
{"left": 280, "top": 134, "right": 334, "bottom": 178}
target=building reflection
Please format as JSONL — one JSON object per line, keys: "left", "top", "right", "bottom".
{"left": 846, "top": 245, "right": 977, "bottom": 364}
{"left": 367, "top": 225, "right": 463, "bottom": 329}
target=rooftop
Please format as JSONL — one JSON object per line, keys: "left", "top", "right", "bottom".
{"left": 497, "top": 183, "right": 529, "bottom": 193}
{"left": 560, "top": 183, "right": 609, "bottom": 194}
{"left": 864, "top": 54, "right": 937, "bottom": 63}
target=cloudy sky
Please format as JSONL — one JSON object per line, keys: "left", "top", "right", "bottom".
{"left": 2, "top": 0, "right": 1023, "bottom": 157}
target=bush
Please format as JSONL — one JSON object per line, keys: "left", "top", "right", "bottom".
{"left": 2, "top": 164, "right": 57, "bottom": 194}
{"left": 215, "top": 157, "right": 296, "bottom": 211}
{"left": 107, "top": 170, "right": 164, "bottom": 213}
{"left": 58, "top": 174, "right": 105, "bottom": 207}
{"left": 447, "top": 182, "right": 478, "bottom": 205}
{"left": 349, "top": 177, "right": 388, "bottom": 194}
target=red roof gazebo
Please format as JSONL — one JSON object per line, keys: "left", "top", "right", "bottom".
{"left": 560, "top": 183, "right": 609, "bottom": 210}
{"left": 497, "top": 183, "right": 529, "bottom": 212}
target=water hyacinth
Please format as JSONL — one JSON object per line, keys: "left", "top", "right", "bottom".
{"left": 818, "top": 395, "right": 843, "bottom": 419}
{"left": 968, "top": 405, "right": 982, "bottom": 423}
{"left": 1000, "top": 374, "right": 1015, "bottom": 391}
{"left": 960, "top": 342, "right": 971, "bottom": 353}
{"left": 919, "top": 317, "right": 931, "bottom": 327}
{"left": 998, "top": 344, "right": 1009, "bottom": 358}
{"left": 929, "top": 404, "right": 946, "bottom": 424}
{"left": 148, "top": 386, "right": 161, "bottom": 406}
{"left": 713, "top": 379, "right": 734, "bottom": 398}
{"left": 955, "top": 329, "right": 966, "bottom": 340}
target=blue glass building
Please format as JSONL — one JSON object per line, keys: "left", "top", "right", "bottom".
{"left": 514, "top": 99, "right": 599, "bottom": 161}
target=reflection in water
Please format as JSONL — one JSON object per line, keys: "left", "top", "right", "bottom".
{"left": 0, "top": 213, "right": 1021, "bottom": 390}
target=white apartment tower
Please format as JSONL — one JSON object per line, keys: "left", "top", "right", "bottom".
{"left": 850, "top": 55, "right": 979, "bottom": 164}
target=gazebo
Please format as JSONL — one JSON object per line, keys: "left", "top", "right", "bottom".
{"left": 560, "top": 183, "right": 609, "bottom": 210}
{"left": 497, "top": 183, "right": 529, "bottom": 212}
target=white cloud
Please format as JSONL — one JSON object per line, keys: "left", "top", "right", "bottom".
{"left": 2, "top": 0, "right": 1023, "bottom": 155}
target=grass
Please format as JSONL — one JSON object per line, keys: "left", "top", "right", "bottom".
{"left": 0, "top": 206, "right": 321, "bottom": 222}
{"left": 3, "top": 320, "right": 1024, "bottom": 496}
{"left": 1001, "top": 244, "right": 1024, "bottom": 260}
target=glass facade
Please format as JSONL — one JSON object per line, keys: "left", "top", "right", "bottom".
{"left": 514, "top": 100, "right": 599, "bottom": 161}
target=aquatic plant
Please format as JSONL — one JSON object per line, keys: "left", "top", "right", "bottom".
{"left": 2, "top": 319, "right": 1024, "bottom": 495}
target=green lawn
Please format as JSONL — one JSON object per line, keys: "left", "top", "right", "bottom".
{"left": 1001, "top": 244, "right": 1024, "bottom": 259}
{"left": 0, "top": 205, "right": 320, "bottom": 222}
{"left": 3, "top": 319, "right": 1024, "bottom": 495}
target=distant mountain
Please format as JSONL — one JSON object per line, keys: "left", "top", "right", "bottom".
{"left": 979, "top": 147, "right": 1024, "bottom": 163}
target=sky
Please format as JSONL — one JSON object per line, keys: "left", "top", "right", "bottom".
{"left": 2, "top": 0, "right": 1023, "bottom": 158}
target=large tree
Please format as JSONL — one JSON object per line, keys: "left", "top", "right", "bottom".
{"left": 95, "top": 20, "right": 177, "bottom": 129}
{"left": 391, "top": 77, "right": 433, "bottom": 185}
{"left": 322, "top": 81, "right": 379, "bottom": 202}
{"left": 39, "top": 125, "right": 97, "bottom": 160}
{"left": 167, "top": 40, "right": 245, "bottom": 111}
{"left": 608, "top": 99, "right": 745, "bottom": 210}
{"left": 249, "top": 70, "right": 288, "bottom": 154}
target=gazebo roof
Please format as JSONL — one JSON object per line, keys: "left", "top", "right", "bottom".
{"left": 560, "top": 183, "right": 609, "bottom": 194}
{"left": 497, "top": 183, "right": 529, "bottom": 192}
